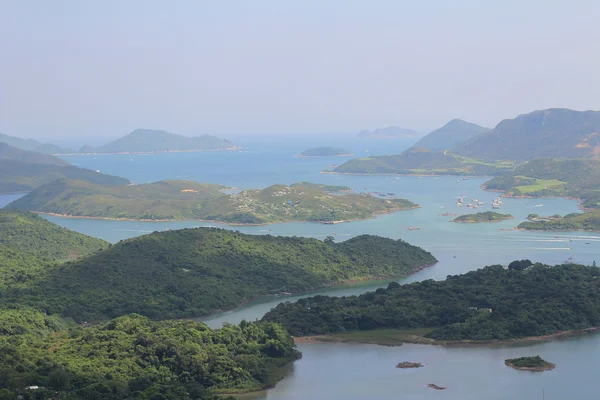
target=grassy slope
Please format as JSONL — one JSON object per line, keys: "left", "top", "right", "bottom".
{"left": 7, "top": 180, "right": 416, "bottom": 223}
{"left": 0, "top": 210, "right": 109, "bottom": 260}
{"left": 8, "top": 228, "right": 436, "bottom": 321}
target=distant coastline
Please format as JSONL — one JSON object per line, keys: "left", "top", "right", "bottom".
{"left": 295, "top": 153, "right": 354, "bottom": 158}
{"left": 54, "top": 145, "right": 241, "bottom": 156}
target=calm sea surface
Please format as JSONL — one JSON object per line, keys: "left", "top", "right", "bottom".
{"left": 2, "top": 136, "right": 599, "bottom": 399}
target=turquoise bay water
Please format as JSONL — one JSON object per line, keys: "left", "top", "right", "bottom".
{"left": 2, "top": 137, "right": 600, "bottom": 399}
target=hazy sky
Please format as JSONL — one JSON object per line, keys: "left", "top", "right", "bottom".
{"left": 1, "top": 0, "right": 599, "bottom": 139}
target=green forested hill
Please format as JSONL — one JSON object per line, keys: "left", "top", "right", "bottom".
{"left": 518, "top": 211, "right": 600, "bottom": 231}
{"left": 81, "top": 128, "right": 237, "bottom": 153}
{"left": 0, "top": 210, "right": 108, "bottom": 260}
{"left": 0, "top": 133, "right": 71, "bottom": 154}
{"left": 263, "top": 263, "right": 600, "bottom": 341}
{"left": 10, "top": 229, "right": 435, "bottom": 321}
{"left": 410, "top": 119, "right": 490, "bottom": 152}
{"left": 333, "top": 147, "right": 513, "bottom": 175}
{"left": 7, "top": 180, "right": 416, "bottom": 223}
{"left": 0, "top": 309, "right": 298, "bottom": 399}
{"left": 454, "top": 108, "right": 600, "bottom": 160}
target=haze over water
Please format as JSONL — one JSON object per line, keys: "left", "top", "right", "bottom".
{"left": 2, "top": 137, "right": 599, "bottom": 399}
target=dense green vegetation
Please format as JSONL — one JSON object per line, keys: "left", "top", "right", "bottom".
{"left": 0, "top": 210, "right": 108, "bottom": 260}
{"left": 8, "top": 180, "right": 416, "bottom": 223}
{"left": 263, "top": 263, "right": 600, "bottom": 341}
{"left": 80, "top": 129, "right": 237, "bottom": 153}
{"left": 357, "top": 126, "right": 420, "bottom": 138}
{"left": 0, "top": 133, "right": 71, "bottom": 154}
{"left": 4, "top": 228, "right": 435, "bottom": 321}
{"left": 333, "top": 147, "right": 514, "bottom": 175}
{"left": 452, "top": 212, "right": 513, "bottom": 223}
{"left": 505, "top": 356, "right": 555, "bottom": 370}
{"left": 0, "top": 309, "right": 298, "bottom": 399}
{"left": 300, "top": 147, "right": 352, "bottom": 157}
{"left": 410, "top": 119, "right": 490, "bottom": 152}
{"left": 454, "top": 108, "right": 600, "bottom": 161}
{"left": 518, "top": 211, "right": 600, "bottom": 231}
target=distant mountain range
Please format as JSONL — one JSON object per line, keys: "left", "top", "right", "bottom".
{"left": 453, "top": 108, "right": 600, "bottom": 161}
{"left": 80, "top": 129, "right": 238, "bottom": 154}
{"left": 0, "top": 143, "right": 129, "bottom": 193}
{"left": 357, "top": 126, "right": 422, "bottom": 139}
{"left": 410, "top": 119, "right": 489, "bottom": 152}
{"left": 0, "top": 133, "right": 72, "bottom": 154}
{"left": 335, "top": 109, "right": 600, "bottom": 174}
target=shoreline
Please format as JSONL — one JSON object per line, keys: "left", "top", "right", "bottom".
{"left": 53, "top": 146, "right": 241, "bottom": 156}
{"left": 295, "top": 153, "right": 355, "bottom": 158}
{"left": 30, "top": 205, "right": 419, "bottom": 226}
{"left": 321, "top": 170, "right": 490, "bottom": 178}
{"left": 293, "top": 326, "right": 600, "bottom": 347}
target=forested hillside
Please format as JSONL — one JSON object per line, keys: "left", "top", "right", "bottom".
{"left": 0, "top": 210, "right": 108, "bottom": 260}
{"left": 0, "top": 133, "right": 71, "bottom": 154}
{"left": 0, "top": 310, "right": 298, "bottom": 399}
{"left": 5, "top": 229, "right": 435, "bottom": 321}
{"left": 263, "top": 263, "right": 600, "bottom": 340}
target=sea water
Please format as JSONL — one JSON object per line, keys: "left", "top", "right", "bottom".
{"left": 2, "top": 136, "right": 599, "bottom": 399}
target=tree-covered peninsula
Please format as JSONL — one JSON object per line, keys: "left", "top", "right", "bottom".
{"left": 0, "top": 309, "right": 298, "bottom": 399}
{"left": 452, "top": 212, "right": 513, "bottom": 223}
{"left": 5, "top": 227, "right": 436, "bottom": 321}
{"left": 299, "top": 147, "right": 353, "bottom": 157}
{"left": 262, "top": 263, "right": 600, "bottom": 342}
{"left": 7, "top": 179, "right": 417, "bottom": 223}
{"left": 0, "top": 210, "right": 108, "bottom": 261}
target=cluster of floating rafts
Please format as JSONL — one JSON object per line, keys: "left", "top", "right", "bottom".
{"left": 455, "top": 196, "right": 501, "bottom": 209}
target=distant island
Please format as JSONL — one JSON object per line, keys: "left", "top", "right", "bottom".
{"left": 409, "top": 119, "right": 489, "bottom": 152}
{"left": 357, "top": 126, "right": 421, "bottom": 139}
{"left": 0, "top": 142, "right": 129, "bottom": 193}
{"left": 331, "top": 147, "right": 514, "bottom": 175}
{"left": 505, "top": 356, "right": 555, "bottom": 371}
{"left": 299, "top": 147, "right": 353, "bottom": 157}
{"left": 79, "top": 128, "right": 239, "bottom": 154}
{"left": 263, "top": 263, "right": 600, "bottom": 343}
{"left": 0, "top": 132, "right": 73, "bottom": 154}
{"left": 452, "top": 212, "right": 514, "bottom": 223}
{"left": 6, "top": 180, "right": 417, "bottom": 224}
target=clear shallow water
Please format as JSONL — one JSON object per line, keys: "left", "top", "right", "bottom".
{"left": 2, "top": 136, "right": 600, "bottom": 400}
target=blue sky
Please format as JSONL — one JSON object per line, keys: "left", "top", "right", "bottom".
{"left": 1, "top": 0, "right": 599, "bottom": 139}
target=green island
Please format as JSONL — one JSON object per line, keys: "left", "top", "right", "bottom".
{"left": 505, "top": 356, "right": 555, "bottom": 371}
{"left": 79, "top": 128, "right": 238, "bottom": 153}
{"left": 0, "top": 214, "right": 435, "bottom": 321}
{"left": 0, "top": 309, "right": 298, "bottom": 399}
{"left": 299, "top": 147, "right": 353, "bottom": 157}
{"left": 7, "top": 179, "right": 416, "bottom": 223}
{"left": 331, "top": 147, "right": 514, "bottom": 175}
{"left": 263, "top": 262, "right": 600, "bottom": 342}
{"left": 0, "top": 142, "right": 130, "bottom": 193}
{"left": 518, "top": 211, "right": 600, "bottom": 231}
{"left": 452, "top": 211, "right": 514, "bottom": 223}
